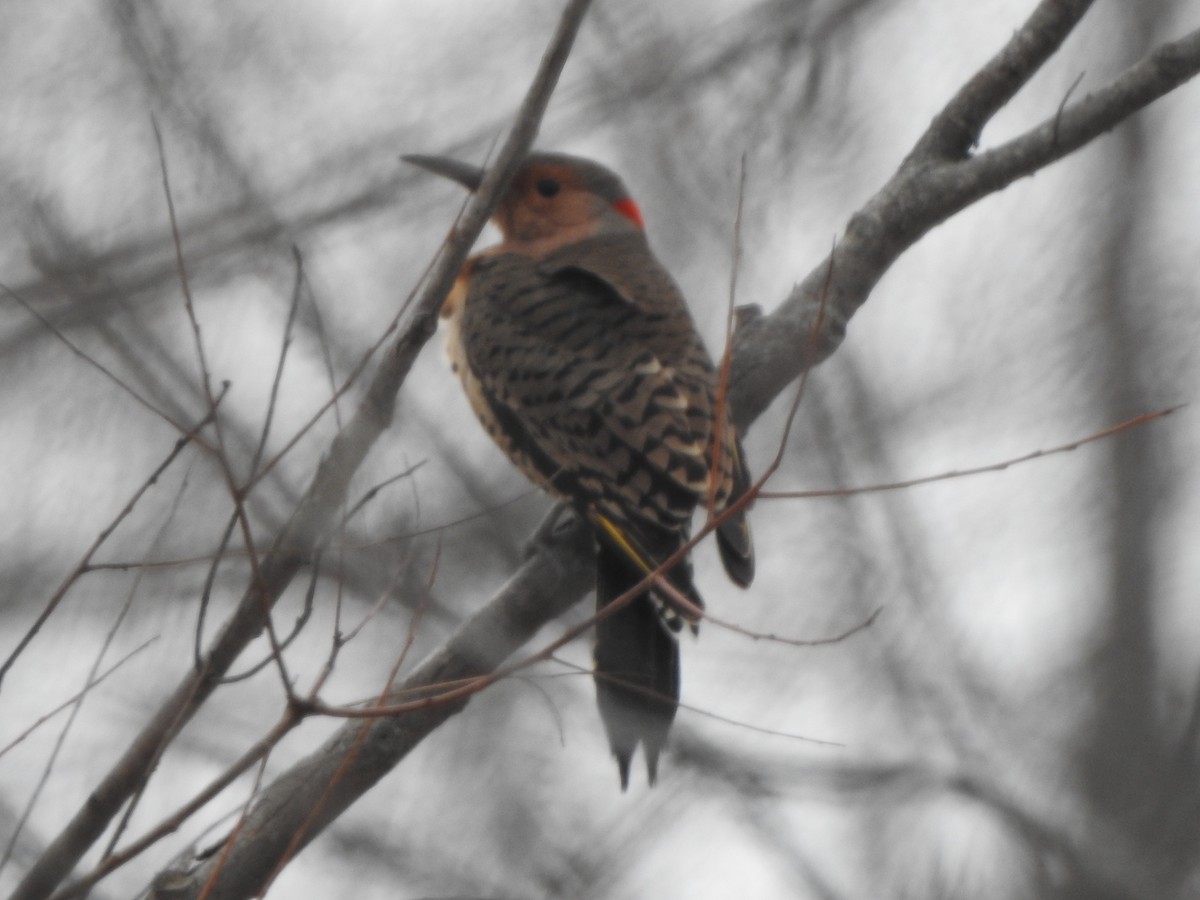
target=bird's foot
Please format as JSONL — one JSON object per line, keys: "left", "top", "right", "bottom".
{"left": 522, "top": 501, "right": 584, "bottom": 561}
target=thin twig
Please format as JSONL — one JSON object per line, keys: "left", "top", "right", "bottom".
{"left": 758, "top": 408, "right": 1179, "bottom": 500}
{"left": 0, "top": 281, "right": 199, "bottom": 439}
{"left": 0, "top": 639, "right": 157, "bottom": 760}
{"left": 53, "top": 710, "right": 304, "bottom": 900}
{"left": 254, "top": 538, "right": 441, "bottom": 897}
{"left": 0, "top": 390, "right": 224, "bottom": 688}
{"left": 249, "top": 249, "right": 305, "bottom": 479}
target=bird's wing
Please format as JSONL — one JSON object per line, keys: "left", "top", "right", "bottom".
{"left": 460, "top": 252, "right": 714, "bottom": 537}
{"left": 541, "top": 246, "right": 756, "bottom": 588}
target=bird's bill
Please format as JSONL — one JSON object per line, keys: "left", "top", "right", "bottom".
{"left": 401, "top": 154, "right": 483, "bottom": 191}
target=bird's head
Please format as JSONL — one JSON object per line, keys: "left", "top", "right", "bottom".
{"left": 403, "top": 151, "right": 645, "bottom": 249}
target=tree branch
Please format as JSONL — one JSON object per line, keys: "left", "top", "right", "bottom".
{"left": 149, "top": 520, "right": 595, "bottom": 900}
{"left": 908, "top": 0, "right": 1097, "bottom": 162}
{"left": 729, "top": 10, "right": 1200, "bottom": 427}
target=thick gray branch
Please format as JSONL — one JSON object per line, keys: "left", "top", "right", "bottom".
{"left": 729, "top": 14, "right": 1200, "bottom": 426}
{"left": 908, "top": 0, "right": 1097, "bottom": 162}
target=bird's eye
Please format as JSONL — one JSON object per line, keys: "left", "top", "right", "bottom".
{"left": 535, "top": 177, "right": 560, "bottom": 198}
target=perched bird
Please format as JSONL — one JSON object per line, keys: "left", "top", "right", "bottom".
{"left": 404, "top": 151, "right": 754, "bottom": 788}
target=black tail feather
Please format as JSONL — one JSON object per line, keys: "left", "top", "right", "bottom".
{"left": 593, "top": 540, "right": 691, "bottom": 789}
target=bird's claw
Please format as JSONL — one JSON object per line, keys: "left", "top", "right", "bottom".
{"left": 522, "top": 501, "right": 581, "bottom": 560}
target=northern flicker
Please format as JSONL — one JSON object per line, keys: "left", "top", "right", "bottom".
{"left": 404, "top": 151, "right": 754, "bottom": 788}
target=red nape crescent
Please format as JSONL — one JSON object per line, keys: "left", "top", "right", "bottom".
{"left": 612, "top": 197, "right": 644, "bottom": 229}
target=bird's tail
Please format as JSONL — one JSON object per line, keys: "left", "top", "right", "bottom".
{"left": 592, "top": 533, "right": 700, "bottom": 789}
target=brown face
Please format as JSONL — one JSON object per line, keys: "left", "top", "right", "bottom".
{"left": 496, "top": 163, "right": 643, "bottom": 244}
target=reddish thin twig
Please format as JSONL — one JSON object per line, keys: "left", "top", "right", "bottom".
{"left": 0, "top": 639, "right": 157, "bottom": 760}
{"left": 758, "top": 407, "right": 1180, "bottom": 501}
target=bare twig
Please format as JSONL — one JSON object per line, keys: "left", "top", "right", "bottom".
{"left": 0, "top": 639, "right": 157, "bottom": 760}
{"left": 249, "top": 248, "right": 306, "bottom": 478}
{"left": 758, "top": 408, "right": 1179, "bottom": 500}
{"left": 0, "top": 281, "right": 201, "bottom": 439}
{"left": 251, "top": 539, "right": 440, "bottom": 898}
{"left": 54, "top": 711, "right": 304, "bottom": 900}
{"left": 0, "top": 390, "right": 224, "bottom": 688}
{"left": 155, "top": 123, "right": 297, "bottom": 702}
